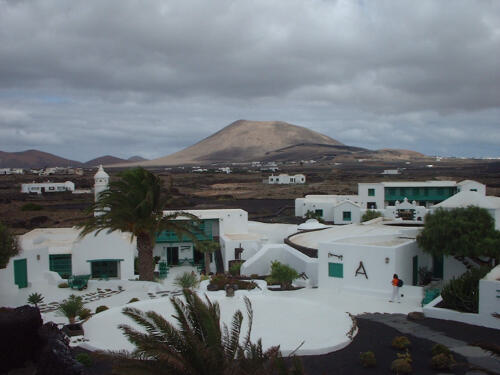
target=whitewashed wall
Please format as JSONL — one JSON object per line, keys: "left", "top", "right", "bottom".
{"left": 71, "top": 231, "right": 135, "bottom": 280}
{"left": 0, "top": 245, "right": 49, "bottom": 293}
{"left": 240, "top": 244, "right": 318, "bottom": 286}
{"left": 357, "top": 183, "right": 384, "bottom": 209}
{"left": 332, "top": 202, "right": 361, "bottom": 224}
{"left": 221, "top": 236, "right": 262, "bottom": 270}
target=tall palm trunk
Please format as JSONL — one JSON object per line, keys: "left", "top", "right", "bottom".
{"left": 137, "top": 233, "right": 154, "bottom": 281}
{"left": 204, "top": 252, "right": 210, "bottom": 275}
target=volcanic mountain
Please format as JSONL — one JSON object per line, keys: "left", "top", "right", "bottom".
{"left": 0, "top": 149, "right": 83, "bottom": 169}
{"left": 128, "top": 120, "right": 347, "bottom": 166}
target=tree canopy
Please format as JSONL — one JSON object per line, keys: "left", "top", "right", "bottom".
{"left": 417, "top": 206, "right": 500, "bottom": 263}
{"left": 78, "top": 167, "right": 198, "bottom": 280}
{"left": 0, "top": 222, "right": 19, "bottom": 269}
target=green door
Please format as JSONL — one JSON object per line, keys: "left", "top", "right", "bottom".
{"left": 432, "top": 255, "right": 444, "bottom": 279}
{"left": 412, "top": 255, "right": 418, "bottom": 285}
{"left": 14, "top": 259, "right": 28, "bottom": 288}
{"left": 328, "top": 262, "right": 343, "bottom": 278}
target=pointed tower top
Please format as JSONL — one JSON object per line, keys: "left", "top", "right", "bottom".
{"left": 94, "top": 165, "right": 109, "bottom": 179}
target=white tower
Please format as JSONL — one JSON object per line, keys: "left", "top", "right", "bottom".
{"left": 94, "top": 165, "right": 109, "bottom": 216}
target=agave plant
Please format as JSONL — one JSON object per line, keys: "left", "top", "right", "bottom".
{"left": 27, "top": 292, "right": 44, "bottom": 308}
{"left": 173, "top": 271, "right": 199, "bottom": 290}
{"left": 113, "top": 289, "right": 302, "bottom": 375}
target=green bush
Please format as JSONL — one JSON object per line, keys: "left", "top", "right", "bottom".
{"left": 209, "top": 274, "right": 257, "bottom": 291}
{"left": 229, "top": 262, "right": 242, "bottom": 276}
{"left": 431, "top": 343, "right": 451, "bottom": 356}
{"left": 58, "top": 282, "right": 69, "bottom": 288}
{"left": 78, "top": 308, "right": 92, "bottom": 320}
{"left": 441, "top": 267, "right": 491, "bottom": 313}
{"left": 75, "top": 352, "right": 92, "bottom": 367}
{"left": 95, "top": 305, "right": 109, "bottom": 314}
{"left": 390, "top": 358, "right": 412, "bottom": 374}
{"left": 128, "top": 298, "right": 140, "bottom": 304}
{"left": 269, "top": 260, "right": 299, "bottom": 290}
{"left": 392, "top": 336, "right": 411, "bottom": 350}
{"left": 362, "top": 210, "right": 382, "bottom": 222}
{"left": 431, "top": 353, "right": 455, "bottom": 370}
{"left": 21, "top": 203, "right": 42, "bottom": 211}
{"left": 174, "top": 272, "right": 199, "bottom": 290}
{"left": 27, "top": 292, "right": 44, "bottom": 307}
{"left": 359, "top": 351, "right": 376, "bottom": 368}
{"left": 57, "top": 294, "right": 84, "bottom": 324}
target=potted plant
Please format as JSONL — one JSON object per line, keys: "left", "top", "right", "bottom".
{"left": 57, "top": 294, "right": 85, "bottom": 336}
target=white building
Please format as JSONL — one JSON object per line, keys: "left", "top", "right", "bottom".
{"left": 295, "top": 195, "right": 362, "bottom": 223}
{"left": 21, "top": 181, "right": 75, "bottom": 194}
{"left": 94, "top": 165, "right": 109, "bottom": 216}
{"left": 382, "top": 169, "right": 400, "bottom": 175}
{"left": 0, "top": 168, "right": 24, "bottom": 175}
{"left": 268, "top": 174, "right": 305, "bottom": 184}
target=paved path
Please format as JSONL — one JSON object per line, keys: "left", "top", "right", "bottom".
{"left": 359, "top": 313, "right": 500, "bottom": 375}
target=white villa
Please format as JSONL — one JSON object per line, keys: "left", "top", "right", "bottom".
{"left": 296, "top": 179, "right": 489, "bottom": 224}
{"left": 268, "top": 174, "right": 305, "bottom": 184}
{"left": 21, "top": 181, "right": 75, "bottom": 194}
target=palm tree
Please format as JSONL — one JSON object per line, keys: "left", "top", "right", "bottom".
{"left": 113, "top": 289, "right": 302, "bottom": 375}
{"left": 79, "top": 167, "right": 199, "bottom": 281}
{"left": 0, "top": 221, "right": 19, "bottom": 269}
{"left": 196, "top": 239, "right": 220, "bottom": 275}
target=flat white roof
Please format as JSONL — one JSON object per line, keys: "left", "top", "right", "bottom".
{"left": 224, "top": 233, "right": 261, "bottom": 241}
{"left": 163, "top": 209, "right": 247, "bottom": 220}
{"left": 289, "top": 222, "right": 408, "bottom": 249}
{"left": 21, "top": 227, "right": 81, "bottom": 253}
{"left": 433, "top": 191, "right": 500, "bottom": 209}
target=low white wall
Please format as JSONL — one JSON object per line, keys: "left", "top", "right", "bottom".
{"left": 0, "top": 245, "right": 49, "bottom": 292}
{"left": 423, "top": 295, "right": 500, "bottom": 329}
{"left": 479, "top": 279, "right": 500, "bottom": 320}
{"left": 241, "top": 244, "right": 319, "bottom": 286}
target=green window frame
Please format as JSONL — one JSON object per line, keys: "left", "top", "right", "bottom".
{"left": 470, "top": 188, "right": 477, "bottom": 192}
{"left": 343, "top": 211, "right": 351, "bottom": 221}
{"left": 368, "top": 188, "right": 375, "bottom": 196}
{"left": 49, "top": 254, "right": 72, "bottom": 278}
{"left": 328, "top": 262, "right": 343, "bottom": 278}
{"left": 315, "top": 209, "right": 323, "bottom": 217}
{"left": 91, "top": 260, "right": 118, "bottom": 278}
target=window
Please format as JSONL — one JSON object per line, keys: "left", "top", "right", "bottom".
{"left": 367, "top": 202, "right": 377, "bottom": 209}
{"left": 343, "top": 211, "right": 351, "bottom": 221}
{"left": 423, "top": 188, "right": 428, "bottom": 196}
{"left": 412, "top": 188, "right": 419, "bottom": 195}
{"left": 368, "top": 188, "right": 375, "bottom": 196}
{"left": 470, "top": 188, "right": 477, "bottom": 192}
{"left": 91, "top": 261, "right": 118, "bottom": 278}
{"left": 328, "top": 262, "right": 343, "bottom": 278}
{"left": 315, "top": 209, "right": 323, "bottom": 217}
{"left": 49, "top": 254, "right": 72, "bottom": 278}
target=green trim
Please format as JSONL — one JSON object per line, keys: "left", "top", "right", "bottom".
{"left": 49, "top": 254, "right": 72, "bottom": 278}
{"left": 385, "top": 186, "right": 456, "bottom": 202}
{"left": 328, "top": 262, "right": 343, "bottom": 278}
{"left": 343, "top": 211, "right": 351, "bottom": 221}
{"left": 87, "top": 258, "right": 124, "bottom": 262}
{"left": 368, "top": 188, "right": 375, "bottom": 196}
{"left": 156, "top": 219, "right": 216, "bottom": 243}
{"left": 14, "top": 258, "right": 28, "bottom": 288}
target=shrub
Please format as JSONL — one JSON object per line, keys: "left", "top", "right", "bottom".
{"left": 441, "top": 267, "right": 491, "bottom": 313}
{"left": 269, "top": 260, "right": 299, "bottom": 290}
{"left": 208, "top": 274, "right": 257, "bottom": 291}
{"left": 359, "top": 351, "right": 376, "bottom": 368}
{"left": 392, "top": 336, "right": 411, "bottom": 350}
{"left": 75, "top": 352, "right": 92, "bottom": 367}
{"left": 390, "top": 358, "right": 412, "bottom": 374}
{"left": 58, "top": 282, "right": 69, "bottom": 288}
{"left": 431, "top": 353, "right": 455, "bottom": 370}
{"left": 78, "top": 308, "right": 92, "bottom": 320}
{"left": 128, "top": 298, "right": 140, "bottom": 304}
{"left": 418, "top": 266, "right": 433, "bottom": 285}
{"left": 27, "top": 292, "right": 44, "bottom": 307}
{"left": 21, "top": 203, "right": 42, "bottom": 211}
{"left": 174, "top": 272, "right": 199, "bottom": 290}
{"left": 57, "top": 294, "right": 84, "bottom": 324}
{"left": 200, "top": 274, "right": 210, "bottom": 282}
{"left": 229, "top": 262, "right": 242, "bottom": 276}
{"left": 362, "top": 210, "right": 382, "bottom": 222}
{"left": 95, "top": 305, "right": 109, "bottom": 314}
{"left": 431, "top": 343, "right": 451, "bottom": 356}
{"left": 304, "top": 210, "right": 323, "bottom": 221}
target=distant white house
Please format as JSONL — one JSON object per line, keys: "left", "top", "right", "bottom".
{"left": 21, "top": 181, "right": 75, "bottom": 194}
{"left": 268, "top": 174, "right": 306, "bottom": 184}
{"left": 0, "top": 168, "right": 24, "bottom": 175}
{"left": 382, "top": 169, "right": 400, "bottom": 175}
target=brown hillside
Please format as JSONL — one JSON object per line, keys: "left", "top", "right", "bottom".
{"left": 123, "top": 120, "right": 344, "bottom": 166}
{"left": 0, "top": 149, "right": 82, "bottom": 169}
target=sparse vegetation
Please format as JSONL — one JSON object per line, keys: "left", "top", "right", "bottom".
{"left": 75, "top": 352, "right": 92, "bottom": 367}
{"left": 229, "top": 261, "right": 242, "bottom": 276}
{"left": 95, "top": 305, "right": 109, "bottom": 314}
{"left": 78, "top": 308, "right": 92, "bottom": 320}
{"left": 268, "top": 260, "right": 299, "bottom": 290}
{"left": 21, "top": 202, "right": 43, "bottom": 211}
{"left": 441, "top": 267, "right": 491, "bottom": 313}
{"left": 58, "top": 282, "right": 69, "bottom": 288}
{"left": 27, "top": 292, "right": 44, "bottom": 307}
{"left": 361, "top": 210, "right": 382, "bottom": 222}
{"left": 208, "top": 274, "right": 257, "bottom": 291}
{"left": 359, "top": 351, "right": 376, "bottom": 368}
{"left": 174, "top": 271, "right": 199, "bottom": 290}
{"left": 392, "top": 336, "right": 411, "bottom": 350}
{"left": 431, "top": 353, "right": 455, "bottom": 370}
{"left": 0, "top": 222, "right": 19, "bottom": 269}
{"left": 431, "top": 343, "right": 451, "bottom": 357}
{"left": 127, "top": 298, "right": 140, "bottom": 304}
{"left": 57, "top": 294, "right": 84, "bottom": 324}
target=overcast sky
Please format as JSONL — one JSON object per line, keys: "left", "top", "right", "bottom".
{"left": 1, "top": 0, "right": 499, "bottom": 161}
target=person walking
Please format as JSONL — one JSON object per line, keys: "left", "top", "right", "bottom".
{"left": 389, "top": 273, "right": 401, "bottom": 303}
